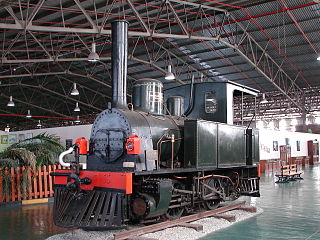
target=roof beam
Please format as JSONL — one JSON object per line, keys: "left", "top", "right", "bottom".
{"left": 0, "top": 3, "right": 307, "bottom": 111}
{"left": 130, "top": 55, "right": 184, "bottom": 84}
{"left": 166, "top": 0, "right": 189, "bottom": 36}
{"left": 25, "top": 0, "right": 45, "bottom": 28}
{"left": 0, "top": 71, "right": 110, "bottom": 99}
{"left": 4, "top": 6, "right": 23, "bottom": 27}
{"left": 0, "top": 92, "right": 70, "bottom": 118}
{"left": 1, "top": 57, "right": 111, "bottom": 64}
{"left": 127, "top": 0, "right": 151, "bottom": 35}
{"left": 0, "top": 23, "right": 219, "bottom": 42}
{"left": 74, "top": 0, "right": 98, "bottom": 31}
{"left": 0, "top": 83, "right": 103, "bottom": 112}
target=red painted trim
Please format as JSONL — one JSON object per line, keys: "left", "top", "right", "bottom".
{"left": 54, "top": 170, "right": 133, "bottom": 194}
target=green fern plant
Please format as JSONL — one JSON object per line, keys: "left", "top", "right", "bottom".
{"left": 0, "top": 133, "right": 65, "bottom": 200}
{"left": 1, "top": 133, "right": 64, "bottom": 167}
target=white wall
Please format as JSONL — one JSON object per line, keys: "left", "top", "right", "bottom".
{"left": 2, "top": 124, "right": 319, "bottom": 162}
{"left": 259, "top": 129, "right": 319, "bottom": 160}
{"left": 0, "top": 124, "right": 92, "bottom": 152}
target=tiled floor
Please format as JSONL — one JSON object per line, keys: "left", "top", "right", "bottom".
{"left": 202, "top": 165, "right": 320, "bottom": 240}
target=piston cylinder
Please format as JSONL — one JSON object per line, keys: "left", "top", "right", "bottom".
{"left": 132, "top": 78, "right": 163, "bottom": 115}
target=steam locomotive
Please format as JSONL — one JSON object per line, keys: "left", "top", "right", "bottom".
{"left": 52, "top": 20, "right": 260, "bottom": 229}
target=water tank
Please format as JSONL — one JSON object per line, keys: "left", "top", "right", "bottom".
{"left": 167, "top": 96, "right": 184, "bottom": 116}
{"left": 132, "top": 78, "right": 163, "bottom": 115}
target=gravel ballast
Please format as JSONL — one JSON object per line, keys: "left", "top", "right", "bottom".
{"left": 46, "top": 206, "right": 263, "bottom": 240}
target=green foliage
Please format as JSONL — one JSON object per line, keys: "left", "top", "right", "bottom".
{"left": 1, "top": 171, "right": 11, "bottom": 199}
{"left": 0, "top": 134, "right": 64, "bottom": 200}
{"left": 0, "top": 133, "right": 64, "bottom": 167}
{"left": 0, "top": 158, "right": 18, "bottom": 168}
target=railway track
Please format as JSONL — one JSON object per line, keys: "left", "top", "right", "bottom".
{"left": 114, "top": 201, "right": 256, "bottom": 240}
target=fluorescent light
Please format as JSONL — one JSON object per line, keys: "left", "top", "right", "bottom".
{"left": 165, "top": 65, "right": 175, "bottom": 80}
{"left": 88, "top": 43, "right": 99, "bottom": 62}
{"left": 26, "top": 109, "right": 32, "bottom": 118}
{"left": 74, "top": 102, "right": 80, "bottom": 112}
{"left": 71, "top": 83, "right": 79, "bottom": 96}
{"left": 317, "top": 56, "right": 320, "bottom": 61}
{"left": 7, "top": 95, "right": 15, "bottom": 107}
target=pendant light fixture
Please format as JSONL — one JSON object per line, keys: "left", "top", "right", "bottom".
{"left": 37, "top": 120, "right": 42, "bottom": 128}
{"left": 260, "top": 93, "right": 268, "bottom": 104}
{"left": 4, "top": 124, "right": 10, "bottom": 132}
{"left": 71, "top": 83, "right": 79, "bottom": 96}
{"left": 88, "top": 42, "right": 100, "bottom": 62}
{"left": 26, "top": 109, "right": 32, "bottom": 118}
{"left": 74, "top": 115, "right": 80, "bottom": 123}
{"left": 7, "top": 96, "right": 15, "bottom": 107}
{"left": 74, "top": 102, "right": 80, "bottom": 112}
{"left": 165, "top": 64, "right": 175, "bottom": 80}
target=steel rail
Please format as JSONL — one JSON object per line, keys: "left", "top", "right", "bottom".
{"left": 113, "top": 201, "right": 246, "bottom": 240}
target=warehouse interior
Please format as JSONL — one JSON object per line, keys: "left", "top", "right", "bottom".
{"left": 0, "top": 0, "right": 319, "bottom": 131}
{"left": 0, "top": 1, "right": 320, "bottom": 240}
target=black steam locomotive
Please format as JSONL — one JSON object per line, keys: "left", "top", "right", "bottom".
{"left": 52, "top": 20, "right": 260, "bottom": 229}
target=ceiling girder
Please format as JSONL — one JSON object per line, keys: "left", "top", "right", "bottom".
{"left": 0, "top": 0, "right": 312, "bottom": 114}
{"left": 0, "top": 92, "right": 70, "bottom": 118}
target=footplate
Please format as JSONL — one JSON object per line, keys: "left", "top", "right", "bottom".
{"left": 239, "top": 177, "right": 260, "bottom": 197}
{"left": 53, "top": 187, "right": 126, "bottom": 229}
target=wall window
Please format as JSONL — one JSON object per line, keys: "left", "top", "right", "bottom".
{"left": 285, "top": 138, "right": 290, "bottom": 145}
{"left": 296, "top": 140, "right": 301, "bottom": 151}
{"left": 273, "top": 141, "right": 278, "bottom": 151}
{"left": 205, "top": 91, "right": 217, "bottom": 113}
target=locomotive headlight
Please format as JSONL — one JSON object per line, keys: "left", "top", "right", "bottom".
{"left": 126, "top": 141, "right": 134, "bottom": 151}
{"left": 126, "top": 135, "right": 141, "bottom": 154}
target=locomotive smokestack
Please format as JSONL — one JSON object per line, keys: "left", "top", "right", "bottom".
{"left": 111, "top": 20, "right": 128, "bottom": 109}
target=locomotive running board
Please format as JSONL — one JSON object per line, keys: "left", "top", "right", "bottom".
{"left": 53, "top": 187, "right": 126, "bottom": 229}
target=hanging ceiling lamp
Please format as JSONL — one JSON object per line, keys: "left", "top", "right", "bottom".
{"left": 74, "top": 102, "right": 80, "bottom": 112}
{"left": 74, "top": 115, "right": 80, "bottom": 123}
{"left": 165, "top": 65, "right": 175, "bottom": 80}
{"left": 4, "top": 124, "right": 10, "bottom": 132}
{"left": 260, "top": 93, "right": 268, "bottom": 104}
{"left": 88, "top": 42, "right": 99, "bottom": 62}
{"left": 71, "top": 83, "right": 80, "bottom": 96}
{"left": 7, "top": 96, "right": 15, "bottom": 107}
{"left": 26, "top": 109, "right": 32, "bottom": 118}
{"left": 37, "top": 120, "right": 42, "bottom": 128}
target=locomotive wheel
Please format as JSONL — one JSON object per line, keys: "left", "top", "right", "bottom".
{"left": 164, "top": 206, "right": 185, "bottom": 220}
{"left": 203, "top": 178, "right": 221, "bottom": 210}
{"left": 163, "top": 180, "right": 185, "bottom": 220}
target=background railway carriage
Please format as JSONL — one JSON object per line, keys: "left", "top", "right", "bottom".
{"left": 52, "top": 20, "right": 260, "bottom": 229}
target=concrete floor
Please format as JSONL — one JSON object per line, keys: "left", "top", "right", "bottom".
{"left": 0, "top": 165, "right": 319, "bottom": 240}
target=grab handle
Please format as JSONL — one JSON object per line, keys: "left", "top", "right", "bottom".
{"left": 59, "top": 147, "right": 74, "bottom": 167}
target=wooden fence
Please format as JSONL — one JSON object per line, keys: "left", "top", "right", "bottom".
{"left": 0, "top": 164, "right": 68, "bottom": 202}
